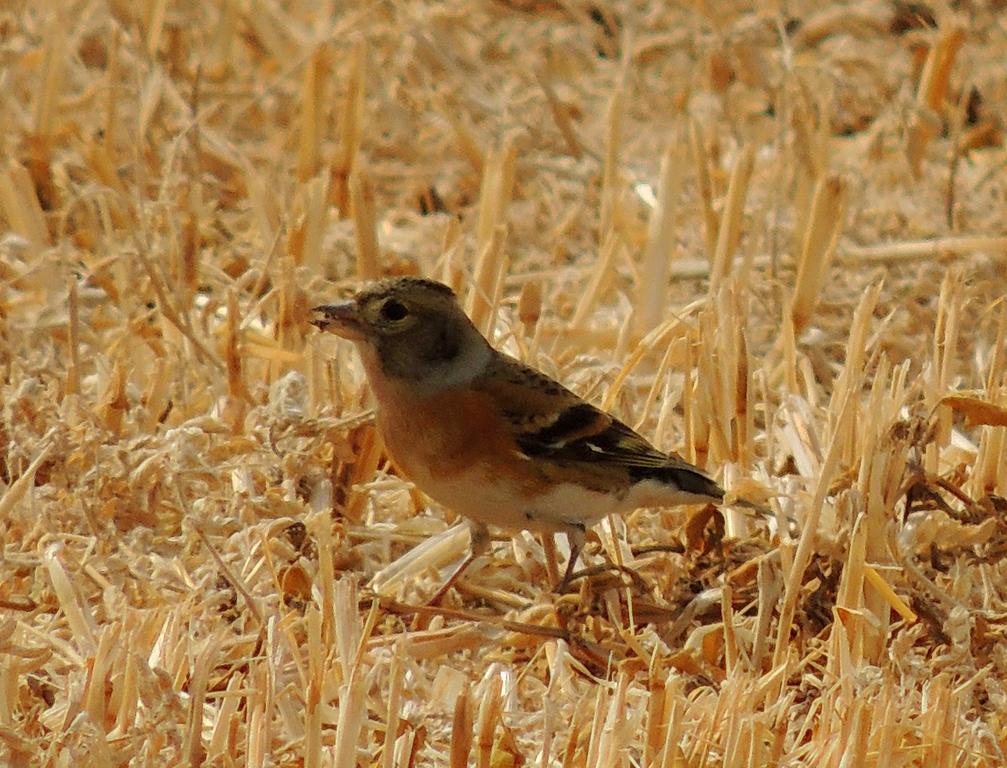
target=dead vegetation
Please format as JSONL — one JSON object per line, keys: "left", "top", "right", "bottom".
{"left": 1, "top": 0, "right": 1006, "bottom": 765}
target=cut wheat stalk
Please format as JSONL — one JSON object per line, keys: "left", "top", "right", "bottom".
{"left": 709, "top": 144, "right": 755, "bottom": 292}
{"left": 791, "top": 175, "right": 847, "bottom": 333}
{"left": 3, "top": 4, "right": 1005, "bottom": 765}
{"left": 907, "top": 19, "right": 966, "bottom": 177}
{"left": 331, "top": 37, "right": 366, "bottom": 214}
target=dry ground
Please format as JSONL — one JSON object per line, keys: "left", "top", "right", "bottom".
{"left": 1, "top": 0, "right": 1007, "bottom": 765}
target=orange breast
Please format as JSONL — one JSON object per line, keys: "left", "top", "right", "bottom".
{"left": 375, "top": 384, "right": 519, "bottom": 487}
{"left": 368, "top": 380, "right": 622, "bottom": 533}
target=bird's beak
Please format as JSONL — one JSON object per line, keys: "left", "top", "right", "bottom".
{"left": 311, "top": 301, "right": 366, "bottom": 340}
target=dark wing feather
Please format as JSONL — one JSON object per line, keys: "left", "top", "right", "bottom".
{"left": 474, "top": 354, "right": 724, "bottom": 500}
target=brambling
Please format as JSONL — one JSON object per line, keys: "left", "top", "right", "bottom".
{"left": 313, "top": 276, "right": 731, "bottom": 600}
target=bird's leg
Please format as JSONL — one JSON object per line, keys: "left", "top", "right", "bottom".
{"left": 556, "top": 526, "right": 585, "bottom": 592}
{"left": 427, "top": 522, "right": 490, "bottom": 606}
{"left": 540, "top": 533, "right": 561, "bottom": 586}
{"left": 555, "top": 525, "right": 649, "bottom": 592}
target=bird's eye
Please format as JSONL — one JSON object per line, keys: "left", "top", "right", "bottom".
{"left": 380, "top": 299, "right": 408, "bottom": 321}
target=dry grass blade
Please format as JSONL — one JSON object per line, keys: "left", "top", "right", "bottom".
{"left": 600, "top": 78, "right": 626, "bottom": 239}
{"left": 773, "top": 387, "right": 855, "bottom": 670}
{"left": 468, "top": 225, "right": 508, "bottom": 337}
{"left": 689, "top": 118, "right": 719, "bottom": 262}
{"left": 32, "top": 10, "right": 66, "bottom": 141}
{"left": 0, "top": 162, "right": 50, "bottom": 258}
{"left": 841, "top": 235, "right": 1007, "bottom": 263}
{"left": 332, "top": 37, "right": 367, "bottom": 214}
{"left": 638, "top": 142, "right": 683, "bottom": 334}
{"left": 450, "top": 687, "right": 472, "bottom": 768}
{"left": 0, "top": 435, "right": 55, "bottom": 519}
{"left": 791, "top": 175, "right": 847, "bottom": 333}
{"left": 297, "top": 44, "right": 329, "bottom": 183}
{"left": 350, "top": 167, "right": 380, "bottom": 279}
{"left": 572, "top": 231, "right": 620, "bottom": 329}
{"left": 907, "top": 19, "right": 966, "bottom": 177}
{"left": 536, "top": 65, "right": 584, "bottom": 160}
{"left": 709, "top": 144, "right": 755, "bottom": 292}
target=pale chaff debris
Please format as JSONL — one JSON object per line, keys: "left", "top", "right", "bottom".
{"left": 2, "top": 1, "right": 1007, "bottom": 765}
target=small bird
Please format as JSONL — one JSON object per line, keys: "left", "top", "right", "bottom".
{"left": 313, "top": 276, "right": 730, "bottom": 601}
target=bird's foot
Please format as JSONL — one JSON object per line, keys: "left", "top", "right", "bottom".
{"left": 425, "top": 551, "right": 477, "bottom": 606}
{"left": 557, "top": 561, "right": 650, "bottom": 593}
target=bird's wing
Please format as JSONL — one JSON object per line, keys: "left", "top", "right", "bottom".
{"left": 473, "top": 354, "right": 724, "bottom": 499}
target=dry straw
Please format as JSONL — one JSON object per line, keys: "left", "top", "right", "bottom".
{"left": 1, "top": 2, "right": 1006, "bottom": 766}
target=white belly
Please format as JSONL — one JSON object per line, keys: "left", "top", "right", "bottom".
{"left": 408, "top": 459, "right": 625, "bottom": 535}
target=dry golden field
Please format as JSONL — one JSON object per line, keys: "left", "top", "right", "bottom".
{"left": 1, "top": 0, "right": 1007, "bottom": 765}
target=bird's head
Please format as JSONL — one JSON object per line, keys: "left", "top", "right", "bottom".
{"left": 313, "top": 277, "right": 491, "bottom": 391}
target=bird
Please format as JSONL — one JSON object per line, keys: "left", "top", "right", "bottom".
{"left": 313, "top": 276, "right": 735, "bottom": 602}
